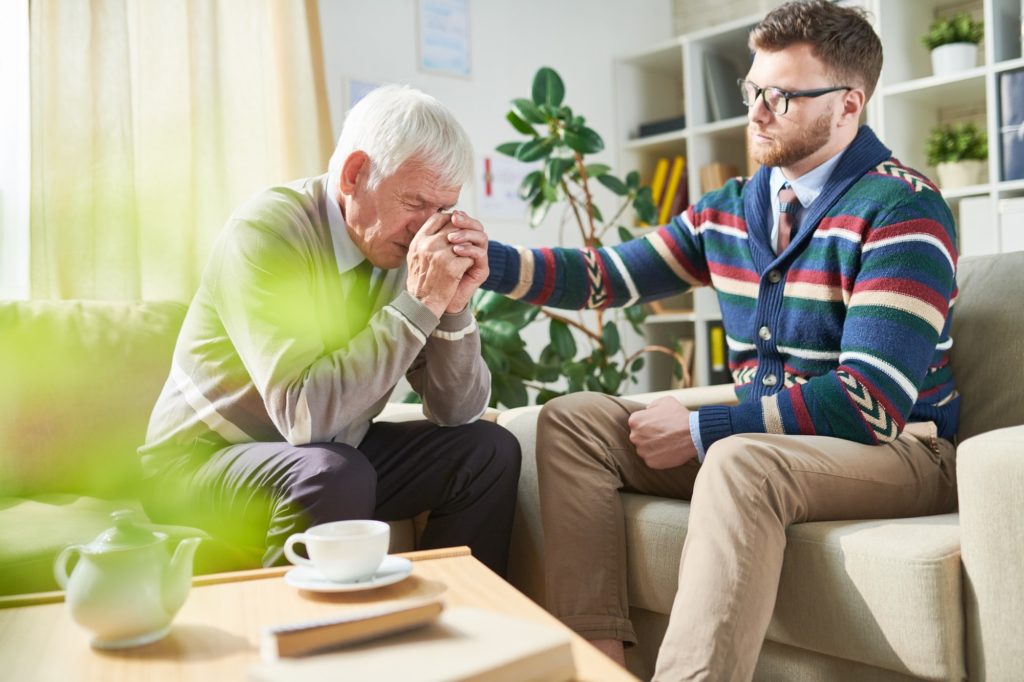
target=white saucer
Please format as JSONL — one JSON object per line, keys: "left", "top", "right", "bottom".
{"left": 284, "top": 555, "right": 413, "bottom": 592}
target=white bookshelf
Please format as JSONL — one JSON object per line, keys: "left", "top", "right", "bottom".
{"left": 874, "top": 0, "right": 1024, "bottom": 256}
{"left": 613, "top": 0, "right": 1024, "bottom": 389}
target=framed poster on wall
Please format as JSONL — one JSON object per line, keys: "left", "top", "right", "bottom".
{"left": 417, "top": 0, "right": 471, "bottom": 78}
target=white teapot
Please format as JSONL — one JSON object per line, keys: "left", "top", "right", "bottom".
{"left": 53, "top": 509, "right": 202, "bottom": 649}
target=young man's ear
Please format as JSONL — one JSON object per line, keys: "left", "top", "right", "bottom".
{"left": 838, "top": 88, "right": 866, "bottom": 127}
{"left": 339, "top": 151, "right": 370, "bottom": 195}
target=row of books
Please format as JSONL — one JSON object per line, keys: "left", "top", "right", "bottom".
{"left": 648, "top": 156, "right": 690, "bottom": 225}
{"left": 644, "top": 157, "right": 748, "bottom": 227}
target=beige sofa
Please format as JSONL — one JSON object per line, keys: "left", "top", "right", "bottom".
{"left": 497, "top": 252, "right": 1024, "bottom": 681}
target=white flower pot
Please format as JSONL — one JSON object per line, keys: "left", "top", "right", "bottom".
{"left": 930, "top": 43, "right": 979, "bottom": 76}
{"left": 936, "top": 160, "right": 986, "bottom": 189}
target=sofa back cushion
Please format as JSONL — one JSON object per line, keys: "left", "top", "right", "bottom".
{"left": 0, "top": 301, "right": 185, "bottom": 497}
{"left": 950, "top": 252, "right": 1024, "bottom": 442}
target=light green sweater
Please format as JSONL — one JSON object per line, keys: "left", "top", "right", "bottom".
{"left": 141, "top": 175, "right": 489, "bottom": 473}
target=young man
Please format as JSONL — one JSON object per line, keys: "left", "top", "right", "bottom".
{"left": 471, "top": 1, "right": 958, "bottom": 678}
{"left": 140, "top": 85, "right": 521, "bottom": 577}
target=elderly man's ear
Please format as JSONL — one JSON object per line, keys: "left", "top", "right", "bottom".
{"left": 338, "top": 151, "right": 370, "bottom": 195}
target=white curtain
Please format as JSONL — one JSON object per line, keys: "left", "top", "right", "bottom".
{"left": 29, "top": 0, "right": 333, "bottom": 301}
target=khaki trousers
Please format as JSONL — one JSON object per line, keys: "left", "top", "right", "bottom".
{"left": 536, "top": 392, "right": 957, "bottom": 682}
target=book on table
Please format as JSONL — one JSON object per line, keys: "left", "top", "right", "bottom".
{"left": 250, "top": 606, "right": 576, "bottom": 682}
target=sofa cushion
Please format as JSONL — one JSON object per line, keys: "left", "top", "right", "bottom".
{"left": 622, "top": 494, "right": 964, "bottom": 680}
{"left": 951, "top": 252, "right": 1024, "bottom": 442}
{"left": 0, "top": 300, "right": 185, "bottom": 498}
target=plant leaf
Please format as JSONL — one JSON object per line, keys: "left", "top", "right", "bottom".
{"left": 493, "top": 375, "right": 529, "bottom": 408}
{"left": 564, "top": 126, "right": 605, "bottom": 154}
{"left": 549, "top": 320, "right": 577, "bottom": 360}
{"left": 528, "top": 199, "right": 551, "bottom": 227}
{"left": 600, "top": 365, "right": 622, "bottom": 393}
{"left": 507, "top": 348, "right": 537, "bottom": 379}
{"left": 626, "top": 170, "right": 640, "bottom": 189}
{"left": 602, "top": 320, "right": 621, "bottom": 355}
{"left": 546, "top": 157, "right": 575, "bottom": 187}
{"left": 633, "top": 186, "right": 658, "bottom": 224}
{"left": 532, "top": 66, "right": 565, "bottom": 107}
{"left": 506, "top": 111, "right": 538, "bottom": 136}
{"left": 589, "top": 203, "right": 604, "bottom": 222}
{"left": 513, "top": 98, "right": 548, "bottom": 124}
{"left": 518, "top": 170, "right": 543, "bottom": 201}
{"left": 517, "top": 137, "right": 555, "bottom": 162}
{"left": 583, "top": 163, "right": 611, "bottom": 178}
{"left": 597, "top": 174, "right": 628, "bottom": 195}
{"left": 496, "top": 141, "right": 521, "bottom": 158}
{"left": 617, "top": 226, "right": 635, "bottom": 243}
{"left": 537, "top": 389, "right": 563, "bottom": 405}
{"left": 631, "top": 356, "right": 645, "bottom": 372}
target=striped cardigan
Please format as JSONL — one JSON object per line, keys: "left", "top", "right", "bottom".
{"left": 482, "top": 126, "right": 959, "bottom": 451}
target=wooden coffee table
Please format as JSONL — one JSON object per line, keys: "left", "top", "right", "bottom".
{"left": 0, "top": 546, "right": 637, "bottom": 681}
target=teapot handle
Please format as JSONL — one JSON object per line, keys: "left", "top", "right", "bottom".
{"left": 53, "top": 545, "right": 82, "bottom": 590}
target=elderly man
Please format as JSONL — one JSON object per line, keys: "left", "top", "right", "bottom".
{"left": 140, "top": 85, "right": 520, "bottom": 576}
{"left": 476, "top": 1, "right": 958, "bottom": 678}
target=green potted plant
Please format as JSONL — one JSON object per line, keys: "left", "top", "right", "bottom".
{"left": 925, "top": 121, "right": 988, "bottom": 189}
{"left": 922, "top": 12, "right": 983, "bottom": 76}
{"left": 470, "top": 66, "right": 686, "bottom": 408}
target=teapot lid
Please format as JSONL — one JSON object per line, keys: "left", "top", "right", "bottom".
{"left": 85, "top": 510, "right": 165, "bottom": 553}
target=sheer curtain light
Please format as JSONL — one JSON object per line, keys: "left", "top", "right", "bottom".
{"left": 29, "top": 0, "right": 333, "bottom": 301}
{"left": 0, "top": 0, "right": 30, "bottom": 300}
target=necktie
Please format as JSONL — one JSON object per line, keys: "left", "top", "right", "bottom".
{"left": 777, "top": 184, "right": 800, "bottom": 253}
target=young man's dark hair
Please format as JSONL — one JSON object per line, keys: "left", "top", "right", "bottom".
{"left": 750, "top": 0, "right": 883, "bottom": 100}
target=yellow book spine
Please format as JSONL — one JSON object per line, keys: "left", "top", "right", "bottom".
{"left": 658, "top": 156, "right": 685, "bottom": 225}
{"left": 650, "top": 157, "right": 670, "bottom": 205}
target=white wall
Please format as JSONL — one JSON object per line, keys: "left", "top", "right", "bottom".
{"left": 317, "top": 0, "right": 674, "bottom": 394}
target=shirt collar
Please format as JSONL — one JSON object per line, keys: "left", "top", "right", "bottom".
{"left": 324, "top": 176, "right": 367, "bottom": 275}
{"left": 769, "top": 148, "right": 846, "bottom": 208}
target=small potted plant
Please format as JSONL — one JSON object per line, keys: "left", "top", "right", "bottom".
{"left": 925, "top": 121, "right": 988, "bottom": 189}
{"left": 922, "top": 12, "right": 983, "bottom": 76}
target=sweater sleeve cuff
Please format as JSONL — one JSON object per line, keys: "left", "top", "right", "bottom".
{"left": 482, "top": 241, "right": 516, "bottom": 292}
{"left": 698, "top": 405, "right": 735, "bottom": 452}
{"left": 389, "top": 290, "right": 440, "bottom": 338}
{"left": 698, "top": 402, "right": 767, "bottom": 452}
{"left": 434, "top": 304, "right": 477, "bottom": 338}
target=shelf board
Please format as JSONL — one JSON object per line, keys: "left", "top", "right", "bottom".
{"left": 941, "top": 183, "right": 990, "bottom": 200}
{"left": 994, "top": 57, "right": 1024, "bottom": 75}
{"left": 881, "top": 67, "right": 986, "bottom": 99}
{"left": 689, "top": 116, "right": 747, "bottom": 137}
{"left": 645, "top": 311, "right": 697, "bottom": 323}
{"left": 617, "top": 37, "right": 684, "bottom": 72}
{"left": 996, "top": 178, "right": 1024, "bottom": 193}
{"left": 643, "top": 311, "right": 722, "bottom": 324}
{"left": 623, "top": 129, "right": 688, "bottom": 152}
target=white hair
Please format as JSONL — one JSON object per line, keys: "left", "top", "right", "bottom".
{"left": 327, "top": 84, "right": 474, "bottom": 192}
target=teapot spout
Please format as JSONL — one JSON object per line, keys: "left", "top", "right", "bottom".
{"left": 163, "top": 537, "right": 202, "bottom": 617}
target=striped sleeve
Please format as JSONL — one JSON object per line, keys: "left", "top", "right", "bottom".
{"left": 482, "top": 211, "right": 712, "bottom": 309}
{"left": 698, "top": 189, "right": 958, "bottom": 450}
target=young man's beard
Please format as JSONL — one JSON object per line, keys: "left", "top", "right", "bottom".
{"left": 749, "top": 110, "right": 832, "bottom": 169}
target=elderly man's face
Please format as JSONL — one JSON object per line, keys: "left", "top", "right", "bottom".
{"left": 342, "top": 156, "right": 461, "bottom": 269}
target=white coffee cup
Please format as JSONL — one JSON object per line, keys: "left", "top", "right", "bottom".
{"left": 283, "top": 520, "right": 390, "bottom": 583}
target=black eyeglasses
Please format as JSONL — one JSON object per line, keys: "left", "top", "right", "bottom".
{"left": 737, "top": 79, "right": 852, "bottom": 116}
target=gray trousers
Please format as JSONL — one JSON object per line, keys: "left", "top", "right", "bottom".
{"left": 143, "top": 419, "right": 521, "bottom": 576}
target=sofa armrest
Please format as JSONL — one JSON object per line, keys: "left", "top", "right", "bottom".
{"left": 497, "top": 383, "right": 735, "bottom": 606}
{"left": 958, "top": 424, "right": 1024, "bottom": 681}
